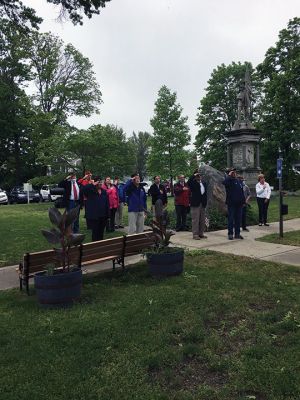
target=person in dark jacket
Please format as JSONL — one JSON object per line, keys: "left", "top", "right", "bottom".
{"left": 124, "top": 173, "right": 147, "bottom": 234}
{"left": 174, "top": 174, "right": 190, "bottom": 231}
{"left": 188, "top": 170, "right": 208, "bottom": 240}
{"left": 59, "top": 171, "right": 83, "bottom": 233}
{"left": 222, "top": 168, "right": 246, "bottom": 240}
{"left": 83, "top": 177, "right": 110, "bottom": 241}
{"left": 148, "top": 176, "right": 168, "bottom": 213}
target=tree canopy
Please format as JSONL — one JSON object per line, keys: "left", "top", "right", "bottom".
{"left": 0, "top": 18, "right": 102, "bottom": 186}
{"left": 148, "top": 85, "right": 191, "bottom": 185}
{"left": 0, "top": 0, "right": 111, "bottom": 28}
{"left": 256, "top": 17, "right": 300, "bottom": 186}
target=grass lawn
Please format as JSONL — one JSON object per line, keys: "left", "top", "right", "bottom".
{"left": 0, "top": 196, "right": 299, "bottom": 267}
{"left": 0, "top": 203, "right": 122, "bottom": 267}
{"left": 257, "top": 230, "right": 300, "bottom": 247}
{"left": 0, "top": 251, "right": 299, "bottom": 399}
{"left": 266, "top": 196, "right": 300, "bottom": 223}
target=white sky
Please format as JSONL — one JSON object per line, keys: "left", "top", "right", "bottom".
{"left": 23, "top": 0, "right": 300, "bottom": 142}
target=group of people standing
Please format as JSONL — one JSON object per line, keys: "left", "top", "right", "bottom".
{"left": 59, "top": 172, "right": 126, "bottom": 241}
{"left": 223, "top": 169, "right": 271, "bottom": 240}
{"left": 58, "top": 168, "right": 271, "bottom": 243}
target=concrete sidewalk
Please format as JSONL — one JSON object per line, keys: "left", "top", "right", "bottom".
{"left": 170, "top": 218, "right": 300, "bottom": 266}
{"left": 0, "top": 255, "right": 142, "bottom": 291}
{"left": 1, "top": 219, "right": 299, "bottom": 291}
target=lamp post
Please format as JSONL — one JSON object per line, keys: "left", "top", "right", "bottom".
{"left": 277, "top": 148, "right": 283, "bottom": 238}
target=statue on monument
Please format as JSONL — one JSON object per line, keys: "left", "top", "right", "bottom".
{"left": 237, "top": 67, "right": 252, "bottom": 122}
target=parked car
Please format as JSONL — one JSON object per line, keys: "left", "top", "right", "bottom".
{"left": 40, "top": 184, "right": 62, "bottom": 202}
{"left": 9, "top": 186, "right": 40, "bottom": 204}
{"left": 0, "top": 188, "right": 8, "bottom": 205}
{"left": 141, "top": 181, "right": 152, "bottom": 195}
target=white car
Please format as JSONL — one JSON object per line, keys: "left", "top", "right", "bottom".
{"left": 141, "top": 181, "right": 152, "bottom": 194}
{"left": 40, "top": 185, "right": 62, "bottom": 202}
{"left": 0, "top": 188, "right": 8, "bottom": 205}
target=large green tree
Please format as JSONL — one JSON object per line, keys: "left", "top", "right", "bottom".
{"left": 195, "top": 62, "right": 261, "bottom": 170}
{"left": 0, "top": 19, "right": 102, "bottom": 186}
{"left": 256, "top": 17, "right": 300, "bottom": 187}
{"left": 129, "top": 131, "right": 151, "bottom": 180}
{"left": 148, "top": 85, "right": 191, "bottom": 187}
{"left": 29, "top": 32, "right": 102, "bottom": 125}
{"left": 37, "top": 124, "right": 135, "bottom": 179}
{"left": 0, "top": 19, "right": 35, "bottom": 185}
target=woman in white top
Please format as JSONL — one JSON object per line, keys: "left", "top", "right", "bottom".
{"left": 256, "top": 174, "right": 271, "bottom": 226}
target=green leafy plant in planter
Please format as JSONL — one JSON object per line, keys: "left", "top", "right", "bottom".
{"left": 34, "top": 206, "right": 85, "bottom": 308}
{"left": 145, "top": 200, "right": 184, "bottom": 277}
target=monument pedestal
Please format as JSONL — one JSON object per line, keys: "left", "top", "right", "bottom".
{"left": 226, "top": 122, "right": 261, "bottom": 192}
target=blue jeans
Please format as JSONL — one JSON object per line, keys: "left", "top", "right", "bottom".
{"left": 68, "top": 200, "right": 80, "bottom": 233}
{"left": 227, "top": 205, "right": 242, "bottom": 237}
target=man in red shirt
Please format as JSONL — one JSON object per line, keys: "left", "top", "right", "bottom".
{"left": 78, "top": 170, "right": 92, "bottom": 187}
{"left": 174, "top": 174, "right": 190, "bottom": 231}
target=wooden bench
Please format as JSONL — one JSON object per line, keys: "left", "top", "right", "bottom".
{"left": 18, "top": 231, "right": 156, "bottom": 294}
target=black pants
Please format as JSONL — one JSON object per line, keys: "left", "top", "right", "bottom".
{"left": 88, "top": 218, "right": 107, "bottom": 241}
{"left": 257, "top": 197, "right": 269, "bottom": 224}
{"left": 106, "top": 208, "right": 117, "bottom": 232}
{"left": 227, "top": 205, "right": 242, "bottom": 237}
{"left": 175, "top": 205, "right": 188, "bottom": 230}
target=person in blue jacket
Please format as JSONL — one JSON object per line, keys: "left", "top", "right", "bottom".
{"left": 222, "top": 168, "right": 246, "bottom": 240}
{"left": 83, "top": 177, "right": 110, "bottom": 241}
{"left": 124, "top": 173, "right": 147, "bottom": 234}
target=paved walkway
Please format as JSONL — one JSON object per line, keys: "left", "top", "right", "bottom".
{"left": 170, "top": 218, "right": 300, "bottom": 266}
{"left": 1, "top": 219, "right": 299, "bottom": 291}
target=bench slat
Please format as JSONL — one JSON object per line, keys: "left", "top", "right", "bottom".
{"left": 82, "top": 237, "right": 124, "bottom": 251}
{"left": 82, "top": 250, "right": 121, "bottom": 262}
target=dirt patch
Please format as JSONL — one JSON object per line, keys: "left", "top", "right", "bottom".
{"left": 149, "top": 357, "right": 228, "bottom": 392}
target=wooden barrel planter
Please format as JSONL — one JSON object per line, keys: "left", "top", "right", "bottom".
{"left": 34, "top": 268, "right": 82, "bottom": 308}
{"left": 146, "top": 248, "right": 184, "bottom": 277}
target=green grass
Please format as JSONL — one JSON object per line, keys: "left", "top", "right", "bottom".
{"left": 0, "top": 196, "right": 299, "bottom": 267}
{"left": 0, "top": 251, "right": 299, "bottom": 399}
{"left": 257, "top": 230, "right": 300, "bottom": 247}
{"left": 0, "top": 203, "right": 122, "bottom": 267}
{"left": 266, "top": 196, "right": 300, "bottom": 223}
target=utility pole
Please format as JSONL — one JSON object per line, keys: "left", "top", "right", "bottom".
{"left": 277, "top": 149, "right": 283, "bottom": 238}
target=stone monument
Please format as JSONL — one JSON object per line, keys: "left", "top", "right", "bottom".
{"left": 226, "top": 67, "right": 261, "bottom": 190}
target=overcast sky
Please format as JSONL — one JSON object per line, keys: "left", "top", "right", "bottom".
{"left": 24, "top": 0, "right": 299, "bottom": 142}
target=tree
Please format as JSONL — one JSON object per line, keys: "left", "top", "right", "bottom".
{"left": 47, "top": 0, "right": 111, "bottom": 25}
{"left": 0, "top": 19, "right": 102, "bottom": 187}
{"left": 0, "top": 0, "right": 41, "bottom": 30}
{"left": 0, "top": 0, "right": 111, "bottom": 28}
{"left": 195, "top": 62, "right": 261, "bottom": 170}
{"left": 38, "top": 124, "right": 135, "bottom": 178}
{"left": 129, "top": 131, "right": 151, "bottom": 180}
{"left": 0, "top": 19, "right": 35, "bottom": 185}
{"left": 29, "top": 32, "right": 102, "bottom": 125}
{"left": 256, "top": 17, "right": 300, "bottom": 187}
{"left": 148, "top": 85, "right": 191, "bottom": 188}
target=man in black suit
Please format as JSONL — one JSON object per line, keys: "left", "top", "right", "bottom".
{"left": 83, "top": 177, "right": 109, "bottom": 241}
{"left": 59, "top": 171, "right": 83, "bottom": 233}
{"left": 148, "top": 176, "right": 168, "bottom": 216}
{"left": 187, "top": 170, "right": 208, "bottom": 240}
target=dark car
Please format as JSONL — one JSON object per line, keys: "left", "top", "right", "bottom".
{"left": 9, "top": 186, "right": 40, "bottom": 204}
